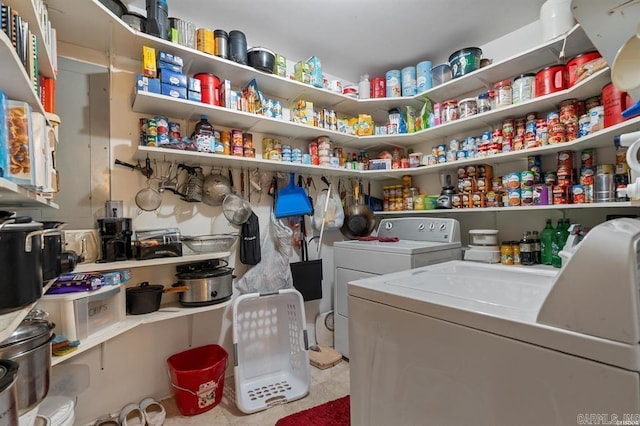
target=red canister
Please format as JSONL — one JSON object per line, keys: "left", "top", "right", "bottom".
{"left": 370, "top": 77, "right": 386, "bottom": 98}
{"left": 194, "top": 73, "right": 221, "bottom": 106}
{"left": 602, "top": 82, "right": 636, "bottom": 128}
{"left": 566, "top": 51, "right": 601, "bottom": 87}
{"left": 535, "top": 65, "right": 567, "bottom": 96}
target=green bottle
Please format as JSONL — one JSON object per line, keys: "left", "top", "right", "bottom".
{"left": 540, "top": 219, "right": 554, "bottom": 265}
{"left": 551, "top": 219, "right": 570, "bottom": 268}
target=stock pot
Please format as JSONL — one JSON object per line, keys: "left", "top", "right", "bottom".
{"left": 0, "top": 217, "right": 45, "bottom": 314}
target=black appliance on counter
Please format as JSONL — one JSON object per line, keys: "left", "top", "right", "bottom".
{"left": 41, "top": 222, "right": 78, "bottom": 282}
{"left": 134, "top": 228, "right": 182, "bottom": 260}
{"left": 97, "top": 217, "right": 133, "bottom": 262}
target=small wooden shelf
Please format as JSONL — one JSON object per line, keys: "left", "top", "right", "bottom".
{"left": 73, "top": 251, "right": 231, "bottom": 273}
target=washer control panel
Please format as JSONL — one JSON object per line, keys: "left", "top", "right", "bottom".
{"left": 377, "top": 217, "right": 460, "bottom": 243}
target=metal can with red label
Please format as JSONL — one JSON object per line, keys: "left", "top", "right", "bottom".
{"left": 502, "top": 119, "right": 514, "bottom": 138}
{"left": 581, "top": 149, "right": 596, "bottom": 167}
{"left": 565, "top": 122, "right": 578, "bottom": 142}
{"left": 549, "top": 122, "right": 566, "bottom": 144}
{"left": 559, "top": 99, "right": 579, "bottom": 124}
{"left": 557, "top": 150, "right": 574, "bottom": 169}
{"left": 535, "top": 119, "right": 548, "bottom": 146}
{"left": 544, "top": 171, "right": 557, "bottom": 186}
{"left": 552, "top": 185, "right": 570, "bottom": 204}
{"left": 371, "top": 77, "right": 386, "bottom": 98}
{"left": 515, "top": 119, "right": 526, "bottom": 137}
{"left": 546, "top": 111, "right": 560, "bottom": 127}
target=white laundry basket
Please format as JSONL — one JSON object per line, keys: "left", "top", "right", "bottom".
{"left": 232, "top": 289, "right": 310, "bottom": 414}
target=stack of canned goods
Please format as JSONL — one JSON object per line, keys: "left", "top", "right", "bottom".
{"left": 382, "top": 175, "right": 422, "bottom": 212}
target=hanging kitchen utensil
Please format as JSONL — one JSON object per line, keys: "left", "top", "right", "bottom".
{"left": 134, "top": 158, "right": 162, "bottom": 212}
{"left": 223, "top": 170, "right": 253, "bottom": 225}
{"left": 202, "top": 168, "right": 231, "bottom": 206}
{"left": 340, "top": 179, "right": 375, "bottom": 239}
{"left": 290, "top": 215, "right": 323, "bottom": 302}
{"left": 177, "top": 164, "right": 204, "bottom": 202}
{"left": 274, "top": 172, "right": 313, "bottom": 218}
{"left": 158, "top": 161, "right": 180, "bottom": 194}
{"left": 114, "top": 158, "right": 153, "bottom": 177}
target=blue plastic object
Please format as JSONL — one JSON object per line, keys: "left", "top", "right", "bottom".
{"left": 274, "top": 173, "right": 313, "bottom": 218}
{"left": 623, "top": 100, "right": 640, "bottom": 119}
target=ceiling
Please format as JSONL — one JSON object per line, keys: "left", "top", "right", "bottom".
{"left": 49, "top": 0, "right": 547, "bottom": 82}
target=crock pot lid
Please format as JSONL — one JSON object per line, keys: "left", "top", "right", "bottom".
{"left": 177, "top": 266, "right": 233, "bottom": 279}
{"left": 0, "top": 359, "right": 17, "bottom": 391}
{"left": 1, "top": 320, "right": 53, "bottom": 347}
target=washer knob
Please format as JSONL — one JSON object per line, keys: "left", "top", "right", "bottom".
{"left": 385, "top": 222, "right": 393, "bottom": 230}
{"left": 428, "top": 223, "right": 435, "bottom": 230}
{"left": 418, "top": 223, "right": 425, "bottom": 231}
{"left": 440, "top": 223, "right": 447, "bottom": 231}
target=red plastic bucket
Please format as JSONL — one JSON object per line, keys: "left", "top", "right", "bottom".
{"left": 167, "top": 344, "right": 228, "bottom": 416}
{"left": 194, "top": 73, "right": 221, "bottom": 106}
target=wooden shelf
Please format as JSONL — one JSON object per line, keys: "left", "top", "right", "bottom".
{"left": 73, "top": 251, "right": 231, "bottom": 273}
{"left": 375, "top": 201, "right": 640, "bottom": 215}
{"left": 50, "top": 299, "right": 231, "bottom": 366}
{"left": 0, "top": 177, "right": 59, "bottom": 208}
{"left": 0, "top": 281, "right": 53, "bottom": 343}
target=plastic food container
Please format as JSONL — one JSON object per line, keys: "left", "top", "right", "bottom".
{"left": 448, "top": 47, "right": 482, "bottom": 78}
{"left": 469, "top": 229, "right": 499, "bottom": 246}
{"left": 440, "top": 99, "right": 458, "bottom": 123}
{"left": 458, "top": 98, "right": 477, "bottom": 119}
{"left": 431, "top": 63, "right": 452, "bottom": 87}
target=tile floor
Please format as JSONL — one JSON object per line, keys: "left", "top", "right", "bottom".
{"left": 161, "top": 360, "right": 350, "bottom": 425}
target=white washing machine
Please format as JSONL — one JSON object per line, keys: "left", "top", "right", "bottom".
{"left": 348, "top": 218, "right": 640, "bottom": 426}
{"left": 333, "top": 217, "right": 462, "bottom": 358}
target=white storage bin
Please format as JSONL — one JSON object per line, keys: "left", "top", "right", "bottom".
{"left": 37, "top": 286, "right": 124, "bottom": 341}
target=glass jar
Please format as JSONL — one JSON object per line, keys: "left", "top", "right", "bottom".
{"left": 494, "top": 80, "right": 513, "bottom": 108}
{"left": 458, "top": 98, "right": 477, "bottom": 119}
{"left": 440, "top": 99, "right": 458, "bottom": 123}
{"left": 477, "top": 92, "right": 491, "bottom": 113}
{"left": 512, "top": 73, "right": 535, "bottom": 103}
{"left": 512, "top": 241, "right": 521, "bottom": 265}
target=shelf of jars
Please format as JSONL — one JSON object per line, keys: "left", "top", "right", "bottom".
{"left": 54, "top": 1, "right": 595, "bottom": 123}
{"left": 4, "top": 0, "right": 57, "bottom": 79}
{"left": 135, "top": 114, "right": 640, "bottom": 182}
{"left": 135, "top": 145, "right": 363, "bottom": 178}
{"left": 359, "top": 115, "right": 640, "bottom": 181}
{"left": 375, "top": 201, "right": 640, "bottom": 216}
{"left": 0, "top": 177, "right": 59, "bottom": 208}
{"left": 132, "top": 66, "right": 611, "bottom": 157}
{"left": 423, "top": 24, "right": 594, "bottom": 104}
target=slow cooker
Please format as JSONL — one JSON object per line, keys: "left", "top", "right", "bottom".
{"left": 174, "top": 260, "right": 234, "bottom": 306}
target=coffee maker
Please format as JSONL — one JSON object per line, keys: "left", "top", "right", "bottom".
{"left": 98, "top": 201, "right": 133, "bottom": 262}
{"left": 436, "top": 172, "right": 456, "bottom": 209}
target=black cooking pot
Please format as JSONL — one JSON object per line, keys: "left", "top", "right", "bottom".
{"left": 247, "top": 47, "right": 275, "bottom": 73}
{"left": 0, "top": 217, "right": 45, "bottom": 314}
{"left": 41, "top": 222, "right": 78, "bottom": 282}
{"left": 126, "top": 282, "right": 164, "bottom": 315}
{"left": 174, "top": 260, "right": 234, "bottom": 306}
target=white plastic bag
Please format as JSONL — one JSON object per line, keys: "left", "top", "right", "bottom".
{"left": 236, "top": 213, "right": 294, "bottom": 294}
{"left": 312, "top": 188, "right": 344, "bottom": 230}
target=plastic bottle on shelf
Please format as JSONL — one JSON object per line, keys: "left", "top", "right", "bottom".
{"left": 531, "top": 230, "right": 541, "bottom": 264}
{"left": 193, "top": 115, "right": 214, "bottom": 152}
{"left": 359, "top": 74, "right": 370, "bottom": 100}
{"left": 540, "top": 218, "right": 554, "bottom": 265}
{"left": 551, "top": 218, "right": 570, "bottom": 268}
{"left": 520, "top": 231, "right": 534, "bottom": 266}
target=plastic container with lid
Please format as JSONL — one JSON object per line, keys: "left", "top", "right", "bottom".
{"left": 228, "top": 30, "right": 247, "bottom": 64}
{"left": 440, "top": 99, "right": 458, "bottom": 124}
{"left": 213, "top": 29, "right": 228, "bottom": 59}
{"left": 458, "top": 98, "right": 477, "bottom": 119}
{"left": 477, "top": 92, "right": 491, "bottom": 113}
{"left": 494, "top": 80, "right": 513, "bottom": 108}
{"left": 512, "top": 73, "right": 535, "bottom": 103}
{"left": 431, "top": 63, "right": 452, "bottom": 87}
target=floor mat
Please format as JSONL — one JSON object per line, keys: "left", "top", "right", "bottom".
{"left": 274, "top": 395, "right": 349, "bottom": 426}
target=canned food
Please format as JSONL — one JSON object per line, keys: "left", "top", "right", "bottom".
{"left": 242, "top": 132, "right": 253, "bottom": 148}
{"left": 535, "top": 119, "right": 548, "bottom": 146}
{"left": 552, "top": 185, "right": 570, "bottom": 204}
{"left": 565, "top": 121, "right": 578, "bottom": 141}
{"left": 559, "top": 99, "right": 579, "bottom": 124}
{"left": 589, "top": 105, "right": 605, "bottom": 133}
{"left": 548, "top": 122, "right": 566, "bottom": 144}
{"left": 520, "top": 188, "right": 534, "bottom": 206}
{"left": 585, "top": 96, "right": 601, "bottom": 111}
{"left": 504, "top": 172, "right": 521, "bottom": 189}
{"left": 578, "top": 114, "right": 591, "bottom": 138}
{"left": 515, "top": 119, "right": 526, "bottom": 136}
{"left": 502, "top": 119, "right": 514, "bottom": 138}
{"left": 580, "top": 166, "right": 596, "bottom": 185}
{"left": 507, "top": 188, "right": 521, "bottom": 206}
{"left": 520, "top": 170, "right": 535, "bottom": 188}
{"left": 546, "top": 111, "right": 560, "bottom": 127}
{"left": 557, "top": 150, "right": 574, "bottom": 169}
{"left": 544, "top": 171, "right": 557, "bottom": 186}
